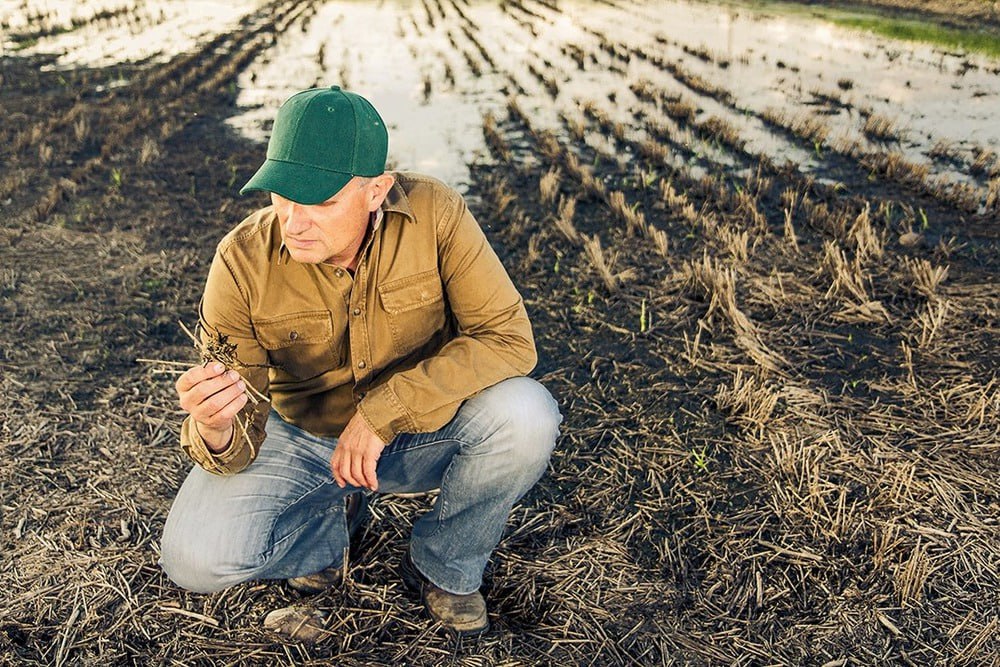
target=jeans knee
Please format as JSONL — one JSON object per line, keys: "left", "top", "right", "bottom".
{"left": 478, "top": 377, "right": 562, "bottom": 470}
{"left": 159, "top": 536, "right": 221, "bottom": 594}
{"left": 159, "top": 519, "right": 259, "bottom": 594}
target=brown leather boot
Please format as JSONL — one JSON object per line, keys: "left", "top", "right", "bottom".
{"left": 400, "top": 551, "right": 489, "bottom": 636}
{"left": 286, "top": 492, "right": 369, "bottom": 594}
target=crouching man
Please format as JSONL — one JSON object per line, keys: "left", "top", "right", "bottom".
{"left": 158, "top": 85, "right": 561, "bottom": 637}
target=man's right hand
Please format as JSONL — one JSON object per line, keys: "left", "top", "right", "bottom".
{"left": 176, "top": 362, "right": 248, "bottom": 453}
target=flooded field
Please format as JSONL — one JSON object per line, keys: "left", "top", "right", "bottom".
{"left": 7, "top": 0, "right": 1000, "bottom": 191}
{"left": 1, "top": 0, "right": 998, "bottom": 665}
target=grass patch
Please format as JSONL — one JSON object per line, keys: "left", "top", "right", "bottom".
{"left": 740, "top": 0, "right": 1000, "bottom": 59}
{"left": 832, "top": 14, "right": 1000, "bottom": 58}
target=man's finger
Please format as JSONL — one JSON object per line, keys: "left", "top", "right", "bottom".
{"left": 331, "top": 447, "right": 346, "bottom": 488}
{"left": 208, "top": 390, "right": 248, "bottom": 423}
{"left": 178, "top": 373, "right": 235, "bottom": 412}
{"left": 176, "top": 362, "right": 226, "bottom": 393}
{"left": 200, "top": 379, "right": 246, "bottom": 417}
{"left": 362, "top": 454, "right": 379, "bottom": 492}
{"left": 340, "top": 449, "right": 363, "bottom": 489}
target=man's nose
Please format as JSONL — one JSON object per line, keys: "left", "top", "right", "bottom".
{"left": 284, "top": 203, "right": 310, "bottom": 234}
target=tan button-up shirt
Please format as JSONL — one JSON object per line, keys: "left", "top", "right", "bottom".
{"left": 180, "top": 172, "right": 536, "bottom": 475}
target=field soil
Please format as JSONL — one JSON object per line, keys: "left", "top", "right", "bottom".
{"left": 2, "top": 1, "right": 999, "bottom": 665}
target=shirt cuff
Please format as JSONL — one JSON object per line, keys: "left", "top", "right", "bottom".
{"left": 355, "top": 383, "right": 414, "bottom": 444}
{"left": 180, "top": 416, "right": 245, "bottom": 475}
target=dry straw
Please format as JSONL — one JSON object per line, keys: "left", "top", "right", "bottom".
{"left": 6, "top": 7, "right": 1000, "bottom": 664}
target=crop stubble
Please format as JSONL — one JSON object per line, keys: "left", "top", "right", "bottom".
{"left": 1, "top": 0, "right": 998, "bottom": 665}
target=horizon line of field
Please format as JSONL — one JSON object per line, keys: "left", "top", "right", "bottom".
{"left": 8, "top": 0, "right": 999, "bottom": 193}
{"left": 506, "top": 0, "right": 998, "bottom": 202}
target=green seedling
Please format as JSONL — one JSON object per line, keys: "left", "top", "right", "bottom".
{"left": 692, "top": 446, "right": 709, "bottom": 473}
{"left": 640, "top": 298, "right": 649, "bottom": 332}
{"left": 918, "top": 207, "right": 929, "bottom": 230}
{"left": 882, "top": 202, "right": 894, "bottom": 225}
{"left": 110, "top": 168, "right": 123, "bottom": 189}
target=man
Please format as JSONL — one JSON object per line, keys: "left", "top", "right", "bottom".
{"left": 159, "top": 86, "right": 561, "bottom": 637}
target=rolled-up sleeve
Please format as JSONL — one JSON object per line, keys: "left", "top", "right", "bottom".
{"left": 178, "top": 251, "right": 270, "bottom": 475}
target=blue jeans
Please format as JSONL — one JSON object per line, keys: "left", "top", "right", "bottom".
{"left": 159, "top": 377, "right": 561, "bottom": 595}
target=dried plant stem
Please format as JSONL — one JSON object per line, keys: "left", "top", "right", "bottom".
{"left": 177, "top": 320, "right": 270, "bottom": 405}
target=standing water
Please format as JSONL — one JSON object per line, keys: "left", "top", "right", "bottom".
{"left": 5, "top": 0, "right": 998, "bottom": 190}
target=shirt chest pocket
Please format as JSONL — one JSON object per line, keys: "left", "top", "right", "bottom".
{"left": 254, "top": 310, "right": 345, "bottom": 382}
{"left": 378, "top": 270, "right": 446, "bottom": 357}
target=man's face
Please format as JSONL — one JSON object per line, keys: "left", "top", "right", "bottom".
{"left": 271, "top": 176, "right": 386, "bottom": 267}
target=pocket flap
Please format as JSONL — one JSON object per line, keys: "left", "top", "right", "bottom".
{"left": 378, "top": 270, "right": 443, "bottom": 315}
{"left": 255, "top": 310, "right": 333, "bottom": 349}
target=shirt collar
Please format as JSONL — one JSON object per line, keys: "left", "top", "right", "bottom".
{"left": 381, "top": 178, "right": 415, "bottom": 223}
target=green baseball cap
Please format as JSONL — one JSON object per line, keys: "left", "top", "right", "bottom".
{"left": 240, "top": 86, "right": 389, "bottom": 205}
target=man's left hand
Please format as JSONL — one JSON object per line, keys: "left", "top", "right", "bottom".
{"left": 331, "top": 412, "right": 387, "bottom": 491}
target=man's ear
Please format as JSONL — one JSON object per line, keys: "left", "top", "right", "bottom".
{"left": 367, "top": 173, "right": 395, "bottom": 211}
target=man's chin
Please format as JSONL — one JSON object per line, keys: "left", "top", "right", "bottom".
{"left": 286, "top": 247, "right": 327, "bottom": 264}
{"left": 288, "top": 252, "right": 323, "bottom": 264}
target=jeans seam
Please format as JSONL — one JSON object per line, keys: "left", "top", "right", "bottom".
{"left": 423, "top": 451, "right": 463, "bottom": 540}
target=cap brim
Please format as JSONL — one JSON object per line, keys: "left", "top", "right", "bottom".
{"left": 239, "top": 159, "right": 353, "bottom": 205}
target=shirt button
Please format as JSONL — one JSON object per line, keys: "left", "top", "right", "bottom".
{"left": 335, "top": 269, "right": 344, "bottom": 277}
{"left": 353, "top": 307, "right": 362, "bottom": 316}
{"left": 358, "top": 360, "right": 366, "bottom": 369}
{"left": 289, "top": 331, "right": 299, "bottom": 340}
